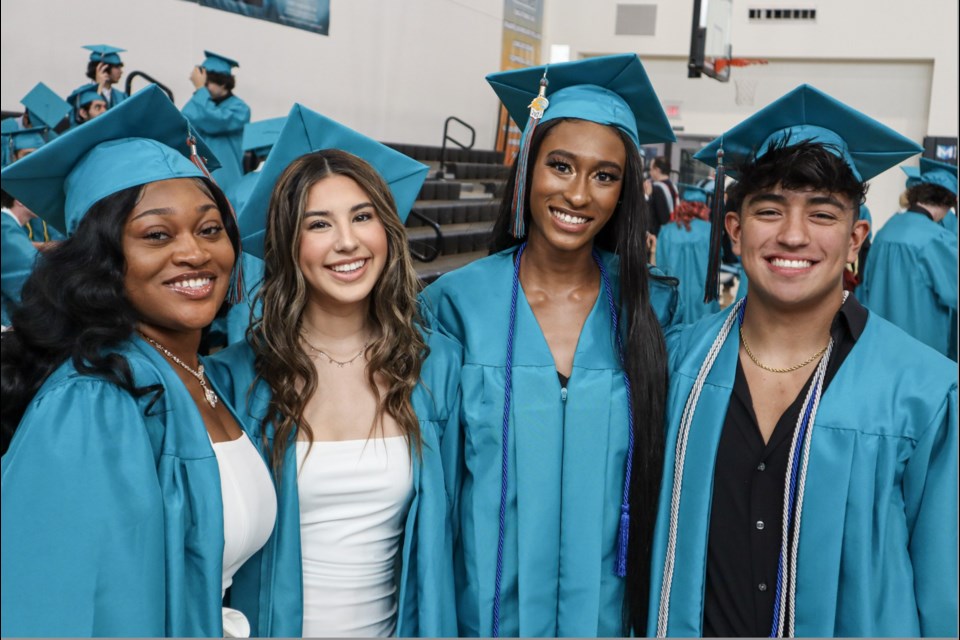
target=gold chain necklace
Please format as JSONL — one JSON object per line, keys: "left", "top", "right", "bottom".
{"left": 301, "top": 334, "right": 370, "bottom": 368}
{"left": 738, "top": 326, "right": 829, "bottom": 374}
{"left": 140, "top": 333, "right": 219, "bottom": 408}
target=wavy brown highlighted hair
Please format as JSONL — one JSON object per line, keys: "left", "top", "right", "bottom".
{"left": 250, "top": 149, "right": 425, "bottom": 472}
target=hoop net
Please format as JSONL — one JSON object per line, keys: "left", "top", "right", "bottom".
{"left": 735, "top": 78, "right": 758, "bottom": 106}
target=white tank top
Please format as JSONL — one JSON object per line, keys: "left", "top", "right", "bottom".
{"left": 297, "top": 436, "right": 414, "bottom": 637}
{"left": 213, "top": 432, "right": 277, "bottom": 637}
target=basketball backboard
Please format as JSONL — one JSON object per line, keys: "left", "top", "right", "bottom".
{"left": 688, "top": 0, "right": 733, "bottom": 82}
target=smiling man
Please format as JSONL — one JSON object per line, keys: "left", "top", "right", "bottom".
{"left": 647, "top": 85, "right": 958, "bottom": 638}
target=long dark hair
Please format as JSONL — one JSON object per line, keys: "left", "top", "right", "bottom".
{"left": 489, "top": 117, "right": 668, "bottom": 634}
{"left": 0, "top": 178, "right": 240, "bottom": 453}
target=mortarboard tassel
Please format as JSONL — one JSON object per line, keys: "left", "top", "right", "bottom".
{"left": 510, "top": 72, "right": 550, "bottom": 238}
{"left": 703, "top": 146, "right": 726, "bottom": 303}
{"left": 187, "top": 132, "right": 245, "bottom": 304}
{"left": 186, "top": 133, "right": 215, "bottom": 181}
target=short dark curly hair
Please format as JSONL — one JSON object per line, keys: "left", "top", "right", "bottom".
{"left": 906, "top": 182, "right": 956, "bottom": 209}
{"left": 729, "top": 136, "right": 868, "bottom": 218}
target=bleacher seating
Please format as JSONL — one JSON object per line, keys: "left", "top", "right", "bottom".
{"left": 384, "top": 142, "right": 508, "bottom": 283}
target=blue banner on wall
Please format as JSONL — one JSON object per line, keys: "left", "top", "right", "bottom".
{"left": 197, "top": 0, "right": 330, "bottom": 35}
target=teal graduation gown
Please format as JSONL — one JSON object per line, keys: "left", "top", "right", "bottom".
{"left": 941, "top": 209, "right": 958, "bottom": 235}
{"left": 207, "top": 253, "right": 264, "bottom": 347}
{"left": 656, "top": 218, "right": 720, "bottom": 324}
{"left": 861, "top": 211, "right": 958, "bottom": 360}
{"left": 419, "top": 247, "right": 681, "bottom": 637}
{"left": 1, "top": 337, "right": 251, "bottom": 636}
{"left": 105, "top": 87, "right": 128, "bottom": 109}
{"left": 204, "top": 330, "right": 462, "bottom": 637}
{"left": 182, "top": 88, "right": 251, "bottom": 193}
{"left": 647, "top": 306, "right": 958, "bottom": 637}
{"left": 1, "top": 212, "right": 39, "bottom": 326}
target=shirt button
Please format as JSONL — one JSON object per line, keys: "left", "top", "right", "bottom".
{"left": 758, "top": 582, "right": 768, "bottom": 592}
{"left": 757, "top": 462, "right": 766, "bottom": 471}
{"left": 756, "top": 520, "right": 765, "bottom": 530}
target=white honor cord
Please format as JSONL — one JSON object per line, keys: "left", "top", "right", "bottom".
{"left": 772, "top": 340, "right": 833, "bottom": 638}
{"left": 774, "top": 290, "right": 845, "bottom": 637}
{"left": 656, "top": 299, "right": 744, "bottom": 638}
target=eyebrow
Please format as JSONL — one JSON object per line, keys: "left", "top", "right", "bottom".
{"left": 131, "top": 203, "right": 218, "bottom": 221}
{"left": 745, "top": 192, "right": 788, "bottom": 206}
{"left": 806, "top": 194, "right": 847, "bottom": 208}
{"left": 746, "top": 192, "right": 847, "bottom": 209}
{"left": 304, "top": 202, "right": 375, "bottom": 217}
{"left": 545, "top": 148, "right": 623, "bottom": 172}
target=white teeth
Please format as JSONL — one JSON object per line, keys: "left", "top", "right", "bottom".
{"left": 551, "top": 209, "right": 589, "bottom": 225}
{"left": 330, "top": 260, "right": 365, "bottom": 273}
{"left": 771, "top": 258, "right": 812, "bottom": 269}
{"left": 170, "top": 277, "right": 211, "bottom": 289}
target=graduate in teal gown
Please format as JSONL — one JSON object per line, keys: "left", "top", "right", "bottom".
{"left": 655, "top": 184, "right": 720, "bottom": 324}
{"left": 1, "top": 195, "right": 39, "bottom": 326}
{"left": 205, "top": 104, "right": 459, "bottom": 637}
{"left": 66, "top": 84, "right": 108, "bottom": 129}
{"left": 861, "top": 157, "right": 958, "bottom": 360}
{"left": 1, "top": 86, "right": 265, "bottom": 636}
{"left": 182, "top": 51, "right": 251, "bottom": 194}
{"left": 74, "top": 45, "right": 128, "bottom": 109}
{"left": 1, "top": 83, "right": 69, "bottom": 167}
{"left": 2, "top": 127, "right": 47, "bottom": 165}
{"left": 420, "top": 54, "right": 681, "bottom": 636}
{"left": 647, "top": 85, "right": 957, "bottom": 637}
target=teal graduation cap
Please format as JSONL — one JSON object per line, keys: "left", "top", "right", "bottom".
{"left": 487, "top": 53, "right": 675, "bottom": 237}
{"left": 201, "top": 50, "right": 240, "bottom": 75}
{"left": 918, "top": 157, "right": 958, "bottom": 195}
{"left": 84, "top": 44, "right": 125, "bottom": 65}
{"left": 21, "top": 83, "right": 70, "bottom": 130}
{"left": 901, "top": 165, "right": 922, "bottom": 189}
{"left": 679, "top": 183, "right": 709, "bottom": 204}
{"left": 6, "top": 127, "right": 48, "bottom": 154}
{"left": 67, "top": 83, "right": 105, "bottom": 110}
{"left": 487, "top": 53, "right": 675, "bottom": 149}
{"left": 694, "top": 84, "right": 922, "bottom": 182}
{"left": 0, "top": 84, "right": 220, "bottom": 234}
{"left": 238, "top": 104, "right": 429, "bottom": 258}
{"left": 243, "top": 117, "right": 286, "bottom": 158}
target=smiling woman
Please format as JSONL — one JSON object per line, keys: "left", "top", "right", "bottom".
{"left": 0, "top": 86, "right": 276, "bottom": 637}
{"left": 419, "top": 54, "right": 681, "bottom": 637}
{"left": 202, "top": 104, "right": 460, "bottom": 638}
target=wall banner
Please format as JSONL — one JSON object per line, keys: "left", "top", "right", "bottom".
{"left": 194, "top": 0, "right": 330, "bottom": 35}
{"left": 497, "top": 0, "right": 543, "bottom": 164}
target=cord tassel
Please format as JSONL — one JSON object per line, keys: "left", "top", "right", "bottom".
{"left": 616, "top": 505, "right": 630, "bottom": 577}
{"left": 186, "top": 133, "right": 215, "bottom": 181}
{"left": 510, "top": 72, "right": 550, "bottom": 238}
{"left": 704, "top": 147, "right": 726, "bottom": 302}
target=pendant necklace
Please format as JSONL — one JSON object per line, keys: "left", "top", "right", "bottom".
{"left": 139, "top": 332, "right": 219, "bottom": 408}
{"left": 301, "top": 334, "right": 370, "bottom": 368}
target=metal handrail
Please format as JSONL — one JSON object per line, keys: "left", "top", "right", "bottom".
{"left": 407, "top": 209, "right": 443, "bottom": 263}
{"left": 436, "top": 116, "right": 476, "bottom": 179}
{"left": 125, "top": 71, "right": 175, "bottom": 102}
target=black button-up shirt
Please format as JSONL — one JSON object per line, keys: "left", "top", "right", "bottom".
{"left": 703, "top": 296, "right": 867, "bottom": 638}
